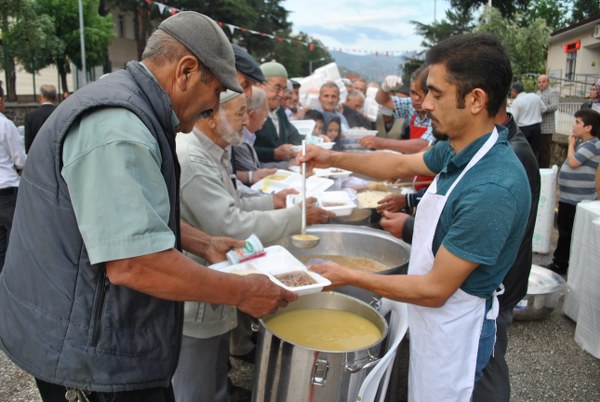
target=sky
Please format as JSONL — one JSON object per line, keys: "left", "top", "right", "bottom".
{"left": 283, "top": 0, "right": 451, "bottom": 55}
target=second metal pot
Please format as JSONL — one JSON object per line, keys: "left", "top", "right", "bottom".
{"left": 252, "top": 292, "right": 388, "bottom": 402}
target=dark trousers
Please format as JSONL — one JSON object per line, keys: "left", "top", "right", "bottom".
{"left": 0, "top": 188, "right": 18, "bottom": 272}
{"left": 35, "top": 378, "right": 175, "bottom": 402}
{"left": 520, "top": 123, "right": 542, "bottom": 163}
{"left": 472, "top": 308, "right": 512, "bottom": 402}
{"left": 553, "top": 201, "right": 577, "bottom": 270}
{"left": 538, "top": 133, "right": 553, "bottom": 168}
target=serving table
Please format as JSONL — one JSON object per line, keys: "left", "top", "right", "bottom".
{"left": 562, "top": 200, "right": 600, "bottom": 358}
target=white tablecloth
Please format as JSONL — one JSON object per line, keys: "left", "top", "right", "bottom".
{"left": 562, "top": 200, "right": 600, "bottom": 358}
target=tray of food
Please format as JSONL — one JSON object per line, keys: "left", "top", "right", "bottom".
{"left": 251, "top": 170, "right": 334, "bottom": 196}
{"left": 317, "top": 191, "right": 356, "bottom": 216}
{"left": 208, "top": 245, "right": 331, "bottom": 295}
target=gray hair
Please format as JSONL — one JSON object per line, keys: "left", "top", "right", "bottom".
{"left": 142, "top": 29, "right": 190, "bottom": 64}
{"left": 346, "top": 89, "right": 365, "bottom": 101}
{"left": 320, "top": 80, "right": 340, "bottom": 95}
{"left": 247, "top": 86, "right": 267, "bottom": 112}
{"left": 40, "top": 84, "right": 57, "bottom": 101}
{"left": 142, "top": 29, "right": 213, "bottom": 84}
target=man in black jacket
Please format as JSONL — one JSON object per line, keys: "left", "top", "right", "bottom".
{"left": 253, "top": 60, "right": 303, "bottom": 167}
{"left": 24, "top": 84, "right": 57, "bottom": 152}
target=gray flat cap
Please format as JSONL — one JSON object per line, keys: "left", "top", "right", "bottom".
{"left": 158, "top": 12, "right": 242, "bottom": 93}
{"left": 232, "top": 44, "right": 265, "bottom": 83}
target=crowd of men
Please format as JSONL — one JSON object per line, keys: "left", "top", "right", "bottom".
{"left": 0, "top": 10, "right": 599, "bottom": 402}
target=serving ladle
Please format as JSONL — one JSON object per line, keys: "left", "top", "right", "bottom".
{"left": 291, "top": 140, "right": 320, "bottom": 249}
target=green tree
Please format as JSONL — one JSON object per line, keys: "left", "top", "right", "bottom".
{"left": 167, "top": 0, "right": 329, "bottom": 77}
{"left": 412, "top": 8, "right": 475, "bottom": 48}
{"left": 0, "top": 0, "right": 30, "bottom": 100}
{"left": 99, "top": 0, "right": 329, "bottom": 78}
{"left": 450, "top": 0, "right": 531, "bottom": 18}
{"left": 36, "top": 0, "right": 114, "bottom": 92}
{"left": 525, "top": 0, "right": 570, "bottom": 30}
{"left": 476, "top": 8, "right": 551, "bottom": 79}
{"left": 12, "top": 3, "right": 63, "bottom": 76}
{"left": 571, "top": 0, "right": 600, "bottom": 23}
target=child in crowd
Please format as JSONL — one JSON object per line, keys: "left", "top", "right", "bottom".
{"left": 303, "top": 109, "right": 332, "bottom": 144}
{"left": 547, "top": 109, "right": 600, "bottom": 275}
{"left": 303, "top": 109, "right": 324, "bottom": 137}
{"left": 325, "top": 116, "right": 343, "bottom": 150}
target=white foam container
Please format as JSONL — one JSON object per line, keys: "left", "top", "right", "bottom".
{"left": 209, "top": 246, "right": 330, "bottom": 295}
{"left": 318, "top": 191, "right": 356, "bottom": 217}
{"left": 345, "top": 129, "right": 378, "bottom": 141}
{"left": 532, "top": 165, "right": 558, "bottom": 253}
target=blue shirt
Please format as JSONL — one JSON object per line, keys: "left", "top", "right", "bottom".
{"left": 422, "top": 126, "right": 531, "bottom": 298}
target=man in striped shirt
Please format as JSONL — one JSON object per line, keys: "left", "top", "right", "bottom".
{"left": 547, "top": 109, "right": 600, "bottom": 275}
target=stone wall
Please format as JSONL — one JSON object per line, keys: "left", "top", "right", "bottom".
{"left": 3, "top": 103, "right": 38, "bottom": 127}
{"left": 550, "top": 134, "right": 568, "bottom": 168}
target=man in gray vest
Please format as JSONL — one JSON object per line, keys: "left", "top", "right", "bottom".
{"left": 0, "top": 12, "right": 296, "bottom": 402}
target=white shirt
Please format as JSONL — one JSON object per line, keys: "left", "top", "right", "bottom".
{"left": 510, "top": 92, "right": 546, "bottom": 127}
{"left": 0, "top": 112, "right": 26, "bottom": 189}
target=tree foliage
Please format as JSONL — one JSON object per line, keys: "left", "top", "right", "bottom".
{"left": 412, "top": 8, "right": 475, "bottom": 48}
{"left": 450, "top": 0, "right": 531, "bottom": 18}
{"left": 36, "top": 0, "right": 114, "bottom": 91}
{"left": 0, "top": 0, "right": 60, "bottom": 100}
{"left": 523, "top": 0, "right": 570, "bottom": 30}
{"left": 571, "top": 0, "right": 600, "bottom": 23}
{"left": 111, "top": 0, "right": 329, "bottom": 77}
{"left": 163, "top": 0, "right": 327, "bottom": 76}
{"left": 476, "top": 8, "right": 551, "bottom": 79}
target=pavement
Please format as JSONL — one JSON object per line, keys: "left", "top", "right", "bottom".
{"left": 1, "top": 225, "right": 599, "bottom": 401}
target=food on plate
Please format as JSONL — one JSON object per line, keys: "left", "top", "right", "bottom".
{"left": 265, "top": 174, "right": 289, "bottom": 181}
{"left": 265, "top": 309, "right": 382, "bottom": 350}
{"left": 356, "top": 190, "right": 390, "bottom": 209}
{"left": 367, "top": 182, "right": 390, "bottom": 191}
{"left": 301, "top": 255, "right": 389, "bottom": 273}
{"left": 274, "top": 271, "right": 317, "bottom": 287}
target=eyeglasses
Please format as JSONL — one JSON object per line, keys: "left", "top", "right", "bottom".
{"left": 269, "top": 83, "right": 286, "bottom": 94}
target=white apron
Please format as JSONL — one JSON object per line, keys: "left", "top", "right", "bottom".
{"left": 407, "top": 128, "right": 500, "bottom": 402}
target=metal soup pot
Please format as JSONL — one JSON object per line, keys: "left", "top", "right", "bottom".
{"left": 513, "top": 265, "right": 567, "bottom": 321}
{"left": 271, "top": 224, "right": 410, "bottom": 304}
{"left": 252, "top": 292, "right": 388, "bottom": 402}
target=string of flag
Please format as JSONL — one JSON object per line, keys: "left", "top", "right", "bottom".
{"left": 141, "top": 0, "right": 412, "bottom": 57}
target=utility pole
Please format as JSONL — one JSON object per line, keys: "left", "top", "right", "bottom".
{"left": 78, "top": 0, "right": 87, "bottom": 86}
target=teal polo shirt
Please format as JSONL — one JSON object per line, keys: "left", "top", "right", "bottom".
{"left": 422, "top": 126, "right": 531, "bottom": 298}
{"left": 61, "top": 108, "right": 179, "bottom": 265}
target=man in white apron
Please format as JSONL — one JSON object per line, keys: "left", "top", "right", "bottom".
{"left": 302, "top": 33, "right": 532, "bottom": 401}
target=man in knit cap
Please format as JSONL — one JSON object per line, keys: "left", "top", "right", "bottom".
{"left": 254, "top": 60, "right": 303, "bottom": 168}
{"left": 0, "top": 11, "right": 296, "bottom": 401}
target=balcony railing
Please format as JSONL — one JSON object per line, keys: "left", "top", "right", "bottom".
{"left": 556, "top": 102, "right": 582, "bottom": 135}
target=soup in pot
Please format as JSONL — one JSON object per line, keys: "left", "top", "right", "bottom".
{"left": 266, "top": 309, "right": 381, "bottom": 351}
